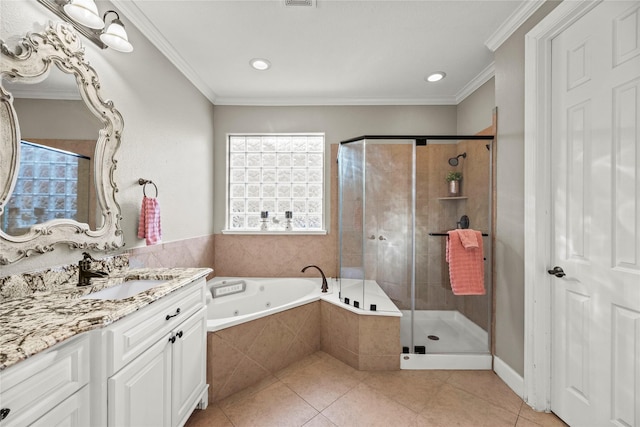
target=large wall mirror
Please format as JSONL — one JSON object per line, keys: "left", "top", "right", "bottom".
{"left": 0, "top": 22, "right": 124, "bottom": 265}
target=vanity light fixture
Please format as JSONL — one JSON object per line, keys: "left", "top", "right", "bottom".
{"left": 250, "top": 58, "right": 271, "bottom": 71}
{"left": 63, "top": 0, "right": 104, "bottom": 29}
{"left": 426, "top": 72, "right": 446, "bottom": 82}
{"left": 36, "top": 0, "right": 133, "bottom": 52}
{"left": 100, "top": 11, "right": 134, "bottom": 53}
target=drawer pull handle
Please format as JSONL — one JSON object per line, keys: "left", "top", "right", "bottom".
{"left": 176, "top": 330, "right": 183, "bottom": 339}
{"left": 0, "top": 408, "right": 10, "bottom": 421}
{"left": 169, "top": 335, "right": 176, "bottom": 344}
{"left": 165, "top": 308, "right": 181, "bottom": 320}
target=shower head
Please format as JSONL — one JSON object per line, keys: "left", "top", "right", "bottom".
{"left": 448, "top": 152, "right": 467, "bottom": 166}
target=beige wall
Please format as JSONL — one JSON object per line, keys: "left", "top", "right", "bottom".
{"left": 212, "top": 105, "right": 457, "bottom": 234}
{"left": 14, "top": 99, "right": 101, "bottom": 140}
{"left": 456, "top": 78, "right": 495, "bottom": 135}
{"left": 211, "top": 106, "right": 456, "bottom": 278}
{"left": 493, "top": 1, "right": 561, "bottom": 375}
{"left": 1, "top": 0, "right": 216, "bottom": 276}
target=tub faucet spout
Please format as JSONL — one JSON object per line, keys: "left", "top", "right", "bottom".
{"left": 301, "top": 265, "right": 328, "bottom": 293}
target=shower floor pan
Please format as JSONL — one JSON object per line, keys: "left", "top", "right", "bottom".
{"left": 400, "top": 310, "right": 492, "bottom": 370}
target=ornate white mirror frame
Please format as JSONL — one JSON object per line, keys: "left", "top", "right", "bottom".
{"left": 0, "top": 22, "right": 124, "bottom": 265}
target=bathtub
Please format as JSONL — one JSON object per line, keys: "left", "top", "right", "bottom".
{"left": 205, "top": 276, "right": 402, "bottom": 402}
{"left": 206, "top": 277, "right": 328, "bottom": 332}
{"left": 206, "top": 276, "right": 401, "bottom": 333}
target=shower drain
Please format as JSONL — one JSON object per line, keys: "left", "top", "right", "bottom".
{"left": 427, "top": 335, "right": 440, "bottom": 341}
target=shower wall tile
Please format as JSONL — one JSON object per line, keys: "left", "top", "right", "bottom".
{"left": 378, "top": 281, "right": 409, "bottom": 309}
{"left": 426, "top": 252, "right": 444, "bottom": 284}
{"left": 455, "top": 293, "right": 489, "bottom": 331}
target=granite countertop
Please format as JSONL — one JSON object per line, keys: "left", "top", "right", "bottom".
{"left": 0, "top": 267, "right": 212, "bottom": 371}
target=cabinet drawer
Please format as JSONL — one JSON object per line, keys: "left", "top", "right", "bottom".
{"left": 0, "top": 334, "right": 89, "bottom": 427}
{"left": 106, "top": 278, "right": 205, "bottom": 376}
{"left": 31, "top": 385, "right": 90, "bottom": 427}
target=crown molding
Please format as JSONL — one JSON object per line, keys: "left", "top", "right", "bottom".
{"left": 110, "top": 0, "right": 218, "bottom": 104}
{"left": 455, "top": 62, "right": 495, "bottom": 104}
{"left": 485, "top": 0, "right": 546, "bottom": 52}
{"left": 212, "top": 96, "right": 458, "bottom": 106}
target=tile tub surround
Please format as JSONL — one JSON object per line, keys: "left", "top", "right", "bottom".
{"left": 208, "top": 300, "right": 401, "bottom": 403}
{"left": 0, "top": 266, "right": 211, "bottom": 370}
{"left": 207, "top": 301, "right": 321, "bottom": 403}
{"left": 320, "top": 300, "right": 401, "bottom": 371}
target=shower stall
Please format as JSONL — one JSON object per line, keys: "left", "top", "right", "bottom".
{"left": 338, "top": 135, "right": 494, "bottom": 369}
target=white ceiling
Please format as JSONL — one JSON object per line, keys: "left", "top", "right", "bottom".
{"left": 113, "top": 0, "right": 539, "bottom": 106}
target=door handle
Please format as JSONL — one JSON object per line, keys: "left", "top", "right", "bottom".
{"left": 547, "top": 266, "right": 566, "bottom": 278}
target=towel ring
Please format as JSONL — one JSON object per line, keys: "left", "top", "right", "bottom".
{"left": 138, "top": 178, "right": 158, "bottom": 198}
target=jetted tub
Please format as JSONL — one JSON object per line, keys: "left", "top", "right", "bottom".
{"left": 205, "top": 276, "right": 402, "bottom": 402}
{"left": 206, "top": 277, "right": 328, "bottom": 332}
{"left": 206, "top": 276, "right": 401, "bottom": 332}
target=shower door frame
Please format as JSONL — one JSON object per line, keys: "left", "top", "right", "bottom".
{"left": 339, "top": 134, "right": 496, "bottom": 360}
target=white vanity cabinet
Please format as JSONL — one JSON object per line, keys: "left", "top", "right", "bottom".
{"left": 105, "top": 278, "right": 208, "bottom": 427}
{"left": 0, "top": 334, "right": 90, "bottom": 427}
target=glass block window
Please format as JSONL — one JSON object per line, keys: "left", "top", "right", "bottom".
{"left": 227, "top": 134, "right": 325, "bottom": 232}
{"left": 0, "top": 141, "right": 90, "bottom": 235}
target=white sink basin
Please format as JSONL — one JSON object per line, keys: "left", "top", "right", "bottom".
{"left": 81, "top": 279, "right": 169, "bottom": 300}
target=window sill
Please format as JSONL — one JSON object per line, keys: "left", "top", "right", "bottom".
{"left": 221, "top": 230, "right": 328, "bottom": 236}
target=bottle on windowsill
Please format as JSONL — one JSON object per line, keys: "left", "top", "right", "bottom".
{"left": 284, "top": 211, "right": 293, "bottom": 231}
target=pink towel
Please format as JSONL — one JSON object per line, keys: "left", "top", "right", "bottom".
{"left": 446, "top": 229, "right": 485, "bottom": 295}
{"left": 137, "top": 196, "right": 162, "bottom": 245}
{"left": 457, "top": 229, "right": 479, "bottom": 249}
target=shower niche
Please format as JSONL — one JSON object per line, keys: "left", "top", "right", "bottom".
{"left": 338, "top": 135, "right": 494, "bottom": 369}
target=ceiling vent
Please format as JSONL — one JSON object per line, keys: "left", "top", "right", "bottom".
{"left": 284, "top": 0, "right": 315, "bottom": 7}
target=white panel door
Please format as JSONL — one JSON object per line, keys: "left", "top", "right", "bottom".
{"left": 550, "top": 2, "right": 640, "bottom": 426}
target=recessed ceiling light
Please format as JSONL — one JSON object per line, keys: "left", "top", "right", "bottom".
{"left": 250, "top": 58, "right": 271, "bottom": 71}
{"left": 426, "top": 72, "right": 446, "bottom": 82}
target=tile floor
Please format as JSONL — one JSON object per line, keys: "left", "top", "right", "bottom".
{"left": 186, "top": 351, "right": 566, "bottom": 427}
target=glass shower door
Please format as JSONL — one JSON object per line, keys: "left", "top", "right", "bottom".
{"left": 362, "top": 140, "right": 414, "bottom": 314}
{"left": 338, "top": 140, "right": 365, "bottom": 307}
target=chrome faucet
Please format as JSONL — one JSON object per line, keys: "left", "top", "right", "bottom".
{"left": 301, "top": 265, "right": 329, "bottom": 293}
{"left": 78, "top": 252, "right": 108, "bottom": 286}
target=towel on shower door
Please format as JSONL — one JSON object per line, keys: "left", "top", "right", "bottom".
{"left": 446, "top": 229, "right": 485, "bottom": 295}
{"left": 137, "top": 196, "right": 162, "bottom": 245}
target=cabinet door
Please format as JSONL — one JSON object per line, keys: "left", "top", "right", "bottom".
{"left": 108, "top": 335, "right": 172, "bottom": 427}
{"left": 171, "top": 309, "right": 207, "bottom": 427}
{"left": 31, "top": 386, "right": 90, "bottom": 427}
